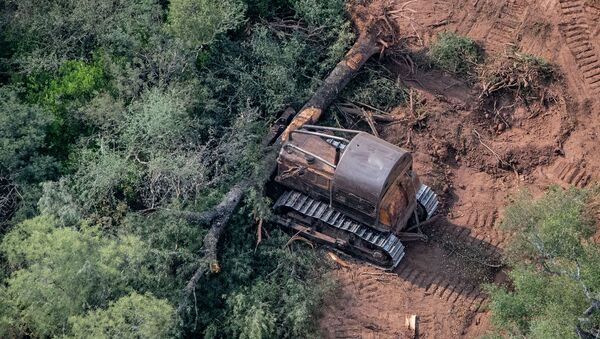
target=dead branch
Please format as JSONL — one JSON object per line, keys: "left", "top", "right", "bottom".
{"left": 472, "top": 129, "right": 519, "bottom": 181}
{"left": 362, "top": 109, "right": 380, "bottom": 137}
{"left": 178, "top": 181, "right": 247, "bottom": 314}
{"left": 337, "top": 102, "right": 400, "bottom": 122}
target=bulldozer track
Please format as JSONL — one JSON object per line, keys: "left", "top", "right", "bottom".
{"left": 558, "top": 0, "right": 600, "bottom": 94}
{"left": 275, "top": 190, "right": 407, "bottom": 268}
{"left": 484, "top": 0, "right": 528, "bottom": 53}
{"left": 550, "top": 159, "right": 595, "bottom": 187}
{"left": 332, "top": 325, "right": 390, "bottom": 339}
{"left": 274, "top": 186, "right": 439, "bottom": 269}
{"left": 588, "top": 5, "right": 600, "bottom": 36}
{"left": 539, "top": 0, "right": 558, "bottom": 11}
{"left": 397, "top": 264, "right": 486, "bottom": 306}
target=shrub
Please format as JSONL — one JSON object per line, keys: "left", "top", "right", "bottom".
{"left": 167, "top": 0, "right": 246, "bottom": 48}
{"left": 5, "top": 0, "right": 162, "bottom": 72}
{"left": 0, "top": 87, "right": 57, "bottom": 183}
{"left": 428, "top": 31, "right": 482, "bottom": 75}
{"left": 0, "top": 216, "right": 157, "bottom": 338}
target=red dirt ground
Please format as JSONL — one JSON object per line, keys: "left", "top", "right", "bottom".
{"left": 318, "top": 0, "right": 600, "bottom": 337}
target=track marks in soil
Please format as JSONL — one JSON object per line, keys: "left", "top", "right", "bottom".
{"left": 550, "top": 158, "right": 596, "bottom": 187}
{"left": 484, "top": 0, "right": 529, "bottom": 53}
{"left": 398, "top": 223, "right": 505, "bottom": 307}
{"left": 396, "top": 264, "right": 487, "bottom": 308}
{"left": 558, "top": 0, "right": 600, "bottom": 94}
{"left": 539, "top": 0, "right": 558, "bottom": 11}
{"left": 453, "top": 208, "right": 498, "bottom": 229}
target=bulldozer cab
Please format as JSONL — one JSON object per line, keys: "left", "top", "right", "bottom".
{"left": 275, "top": 126, "right": 420, "bottom": 233}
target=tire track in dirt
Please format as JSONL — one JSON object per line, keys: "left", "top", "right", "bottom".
{"left": 484, "top": 0, "right": 529, "bottom": 53}
{"left": 399, "top": 222, "right": 505, "bottom": 309}
{"left": 558, "top": 0, "right": 600, "bottom": 95}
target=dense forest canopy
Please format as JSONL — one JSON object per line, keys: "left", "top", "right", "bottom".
{"left": 0, "top": 0, "right": 359, "bottom": 337}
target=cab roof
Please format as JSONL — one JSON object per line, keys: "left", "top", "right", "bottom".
{"left": 332, "top": 132, "right": 412, "bottom": 208}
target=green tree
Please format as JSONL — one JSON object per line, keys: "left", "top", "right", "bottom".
{"left": 487, "top": 187, "right": 600, "bottom": 338}
{"left": 67, "top": 292, "right": 176, "bottom": 339}
{"left": 0, "top": 87, "right": 58, "bottom": 225}
{"left": 0, "top": 215, "right": 159, "bottom": 337}
{"left": 0, "top": 87, "right": 57, "bottom": 183}
{"left": 5, "top": 0, "right": 162, "bottom": 72}
{"left": 167, "top": 0, "right": 246, "bottom": 48}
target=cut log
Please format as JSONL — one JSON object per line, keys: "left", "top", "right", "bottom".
{"left": 280, "top": 33, "right": 380, "bottom": 141}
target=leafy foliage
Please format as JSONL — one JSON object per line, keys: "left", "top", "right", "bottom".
{"left": 4, "top": 0, "right": 162, "bottom": 73}
{"left": 33, "top": 59, "right": 107, "bottom": 114}
{"left": 428, "top": 31, "right": 482, "bottom": 76}
{"left": 0, "top": 216, "right": 160, "bottom": 337}
{"left": 188, "top": 207, "right": 334, "bottom": 338}
{"left": 167, "top": 0, "right": 246, "bottom": 48}
{"left": 486, "top": 187, "right": 600, "bottom": 338}
{"left": 0, "top": 0, "right": 352, "bottom": 337}
{"left": 0, "top": 87, "right": 57, "bottom": 183}
{"left": 344, "top": 66, "right": 407, "bottom": 110}
{"left": 67, "top": 292, "right": 176, "bottom": 339}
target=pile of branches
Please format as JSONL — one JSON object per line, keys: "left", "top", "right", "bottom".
{"left": 477, "top": 49, "right": 554, "bottom": 101}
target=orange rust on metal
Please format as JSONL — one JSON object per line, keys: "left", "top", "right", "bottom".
{"left": 280, "top": 107, "right": 322, "bottom": 141}
{"left": 288, "top": 221, "right": 340, "bottom": 245}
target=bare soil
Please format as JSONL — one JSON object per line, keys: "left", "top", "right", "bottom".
{"left": 319, "top": 0, "right": 600, "bottom": 337}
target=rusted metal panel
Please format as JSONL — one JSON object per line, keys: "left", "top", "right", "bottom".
{"left": 332, "top": 132, "right": 412, "bottom": 220}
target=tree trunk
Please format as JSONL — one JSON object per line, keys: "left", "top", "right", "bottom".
{"left": 279, "top": 33, "right": 380, "bottom": 141}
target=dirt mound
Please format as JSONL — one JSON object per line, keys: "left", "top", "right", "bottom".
{"left": 319, "top": 0, "right": 600, "bottom": 338}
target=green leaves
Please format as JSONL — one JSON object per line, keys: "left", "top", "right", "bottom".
{"left": 502, "top": 187, "right": 595, "bottom": 263}
{"left": 487, "top": 187, "right": 600, "bottom": 338}
{"left": 37, "top": 59, "right": 107, "bottom": 114}
{"left": 167, "top": 0, "right": 246, "bottom": 48}
{"left": 0, "top": 87, "right": 57, "bottom": 183}
{"left": 0, "top": 215, "right": 160, "bottom": 337}
{"left": 67, "top": 292, "right": 176, "bottom": 339}
{"left": 5, "top": 0, "right": 162, "bottom": 72}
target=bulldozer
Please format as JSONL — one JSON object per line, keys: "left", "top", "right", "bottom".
{"left": 269, "top": 123, "right": 439, "bottom": 269}
{"left": 259, "top": 33, "right": 438, "bottom": 270}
